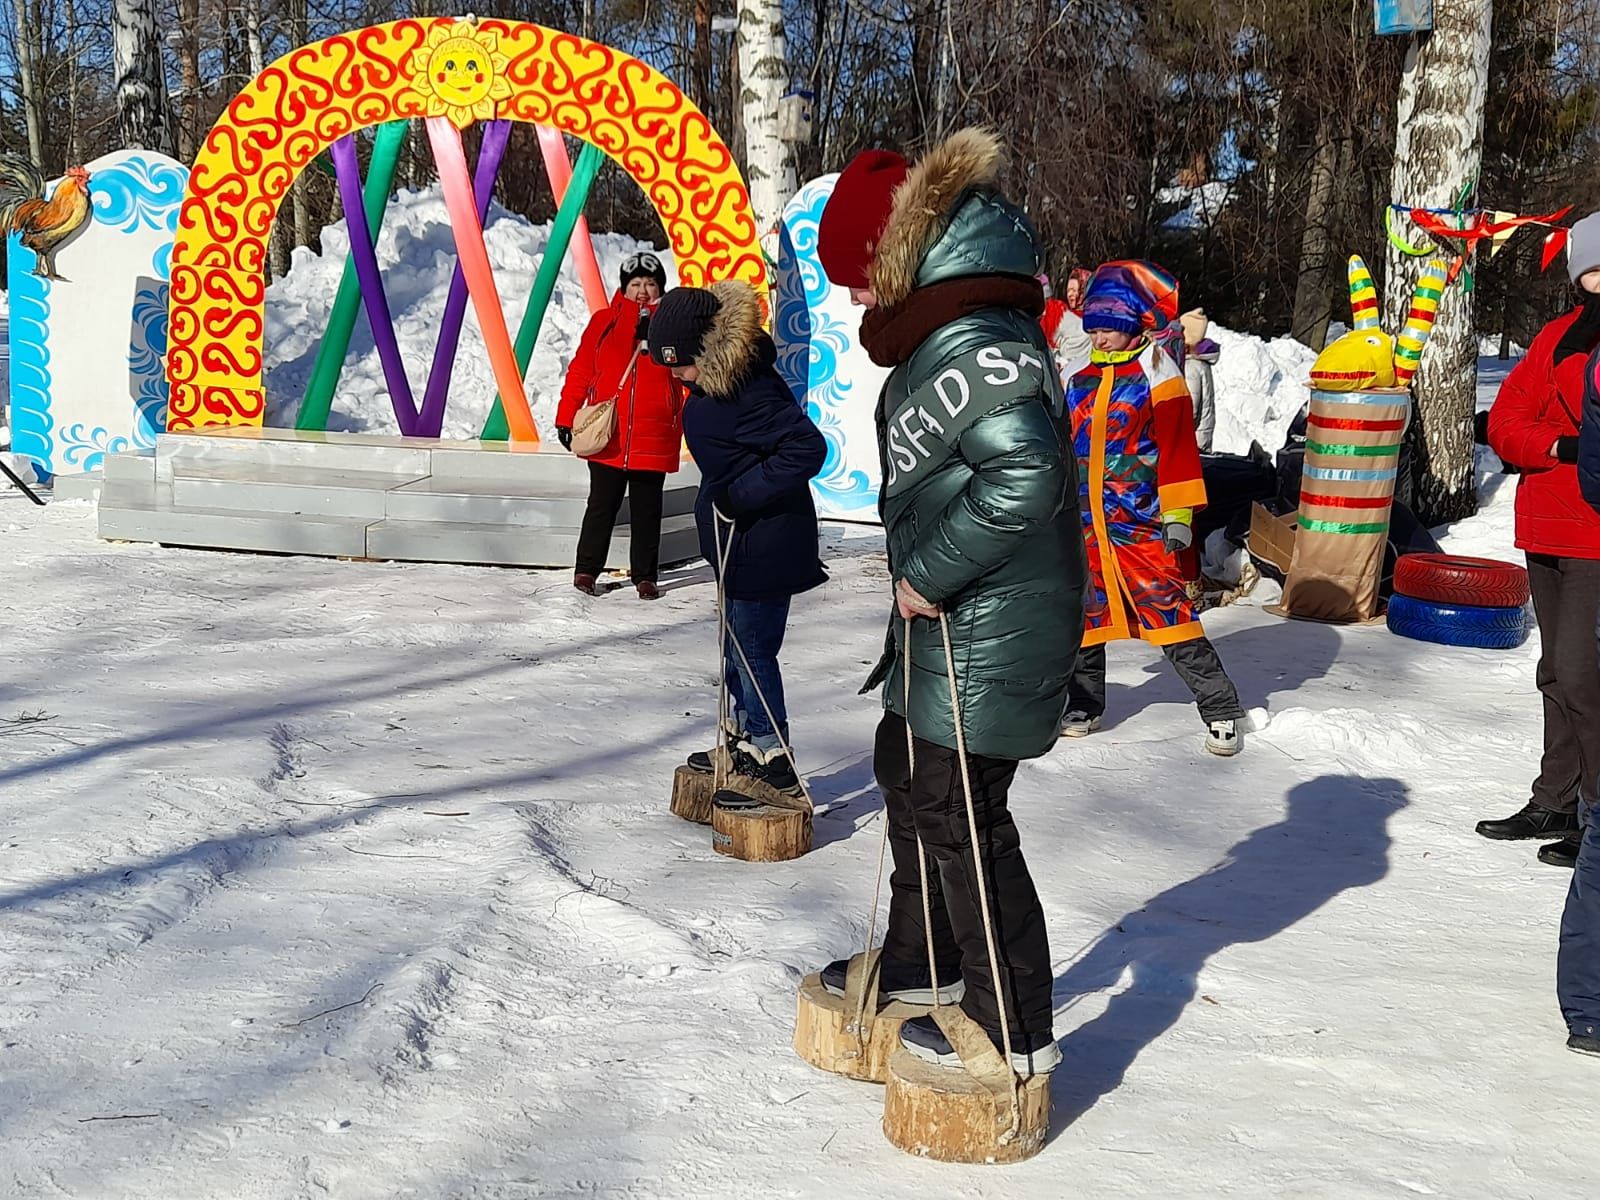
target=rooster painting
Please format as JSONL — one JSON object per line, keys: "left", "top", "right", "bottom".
{"left": 0, "top": 156, "right": 93, "bottom": 282}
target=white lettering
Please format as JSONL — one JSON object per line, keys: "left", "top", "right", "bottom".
{"left": 887, "top": 423, "right": 917, "bottom": 475}
{"left": 899, "top": 408, "right": 932, "bottom": 460}
{"left": 1017, "top": 350, "right": 1046, "bottom": 373}
{"left": 934, "top": 369, "right": 971, "bottom": 419}
{"left": 919, "top": 405, "right": 946, "bottom": 437}
{"left": 977, "top": 346, "right": 1019, "bottom": 386}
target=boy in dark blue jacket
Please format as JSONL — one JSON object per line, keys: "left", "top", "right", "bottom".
{"left": 648, "top": 281, "right": 828, "bottom": 793}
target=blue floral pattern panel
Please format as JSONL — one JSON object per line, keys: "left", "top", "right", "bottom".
{"left": 775, "top": 174, "right": 887, "bottom": 522}
{"left": 7, "top": 241, "right": 55, "bottom": 481}
{"left": 5, "top": 150, "right": 186, "bottom": 479}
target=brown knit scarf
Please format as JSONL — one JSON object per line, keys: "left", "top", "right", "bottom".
{"left": 859, "top": 276, "right": 1046, "bottom": 368}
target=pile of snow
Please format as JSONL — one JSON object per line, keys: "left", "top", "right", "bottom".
{"left": 1207, "top": 325, "right": 1317, "bottom": 456}
{"left": 264, "top": 186, "right": 669, "bottom": 438}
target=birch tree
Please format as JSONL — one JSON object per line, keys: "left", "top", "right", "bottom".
{"left": 11, "top": 0, "right": 46, "bottom": 162}
{"left": 736, "top": 0, "right": 796, "bottom": 238}
{"left": 113, "top": 0, "right": 173, "bottom": 154}
{"left": 1384, "top": 1, "right": 1494, "bottom": 524}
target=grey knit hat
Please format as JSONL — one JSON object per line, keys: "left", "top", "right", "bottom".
{"left": 1568, "top": 211, "right": 1600, "bottom": 284}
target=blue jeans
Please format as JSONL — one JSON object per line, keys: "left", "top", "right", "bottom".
{"left": 723, "top": 597, "right": 791, "bottom": 753}
{"left": 1560, "top": 797, "right": 1600, "bottom": 1037}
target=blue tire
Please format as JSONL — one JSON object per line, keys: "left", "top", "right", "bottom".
{"left": 1386, "top": 592, "right": 1530, "bottom": 650}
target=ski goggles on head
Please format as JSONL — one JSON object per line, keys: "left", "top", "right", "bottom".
{"left": 621, "top": 251, "right": 663, "bottom": 277}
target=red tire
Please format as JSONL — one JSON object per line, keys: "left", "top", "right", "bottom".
{"left": 1393, "top": 553, "right": 1530, "bottom": 609}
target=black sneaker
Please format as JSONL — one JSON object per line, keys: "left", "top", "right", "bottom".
{"left": 819, "top": 956, "right": 964, "bottom": 1006}
{"left": 1476, "top": 802, "right": 1580, "bottom": 842}
{"left": 1538, "top": 836, "right": 1583, "bottom": 868}
{"left": 898, "top": 1013, "right": 1061, "bottom": 1076}
{"left": 732, "top": 742, "right": 801, "bottom": 795}
{"left": 1569, "top": 1028, "right": 1600, "bottom": 1057}
{"left": 687, "top": 723, "right": 744, "bottom": 774}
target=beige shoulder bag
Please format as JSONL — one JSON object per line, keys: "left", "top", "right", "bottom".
{"left": 571, "top": 353, "right": 639, "bottom": 459}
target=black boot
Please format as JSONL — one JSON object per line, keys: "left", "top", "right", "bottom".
{"left": 1539, "top": 836, "right": 1583, "bottom": 868}
{"left": 686, "top": 720, "right": 743, "bottom": 774}
{"left": 732, "top": 741, "right": 801, "bottom": 795}
{"left": 1475, "top": 801, "right": 1580, "bottom": 842}
{"left": 1568, "top": 1033, "right": 1600, "bottom": 1057}
{"left": 898, "top": 1013, "right": 1061, "bottom": 1076}
{"left": 819, "top": 955, "right": 964, "bottom": 1006}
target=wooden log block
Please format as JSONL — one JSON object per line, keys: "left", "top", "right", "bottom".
{"left": 793, "top": 971, "right": 927, "bottom": 1083}
{"left": 710, "top": 789, "right": 811, "bottom": 862}
{"left": 670, "top": 765, "right": 717, "bottom": 825}
{"left": 882, "top": 1048, "right": 1051, "bottom": 1164}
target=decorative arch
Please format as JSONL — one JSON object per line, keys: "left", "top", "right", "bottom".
{"left": 167, "top": 17, "right": 766, "bottom": 433}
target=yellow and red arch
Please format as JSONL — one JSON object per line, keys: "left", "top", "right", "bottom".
{"left": 167, "top": 17, "right": 766, "bottom": 433}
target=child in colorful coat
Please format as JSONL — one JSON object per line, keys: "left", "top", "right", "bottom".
{"left": 1062, "top": 263, "right": 1246, "bottom": 756}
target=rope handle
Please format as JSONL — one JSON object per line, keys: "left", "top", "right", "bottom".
{"left": 937, "top": 609, "right": 1024, "bottom": 1142}
{"left": 711, "top": 508, "right": 816, "bottom": 813}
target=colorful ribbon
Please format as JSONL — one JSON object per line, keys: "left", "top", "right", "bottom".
{"left": 1297, "top": 517, "right": 1392, "bottom": 535}
{"left": 1304, "top": 464, "right": 1400, "bottom": 483}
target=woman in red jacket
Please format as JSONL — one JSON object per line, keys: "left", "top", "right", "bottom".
{"left": 556, "top": 252, "right": 685, "bottom": 600}
{"left": 1481, "top": 214, "right": 1600, "bottom": 867}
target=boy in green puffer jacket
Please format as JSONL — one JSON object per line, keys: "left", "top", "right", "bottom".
{"left": 813, "top": 128, "right": 1087, "bottom": 1077}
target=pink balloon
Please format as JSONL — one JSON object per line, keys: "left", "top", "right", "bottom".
{"left": 537, "top": 125, "right": 611, "bottom": 315}
{"left": 426, "top": 117, "right": 540, "bottom": 444}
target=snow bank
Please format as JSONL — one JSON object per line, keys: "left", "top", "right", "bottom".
{"left": 263, "top": 185, "right": 670, "bottom": 439}
{"left": 1208, "top": 325, "right": 1317, "bottom": 456}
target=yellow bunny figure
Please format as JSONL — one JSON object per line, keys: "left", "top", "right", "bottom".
{"left": 1309, "top": 255, "right": 1450, "bottom": 392}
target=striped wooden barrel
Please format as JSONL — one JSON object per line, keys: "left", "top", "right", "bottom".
{"left": 1280, "top": 388, "right": 1410, "bottom": 623}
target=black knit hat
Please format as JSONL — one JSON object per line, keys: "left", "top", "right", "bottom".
{"left": 620, "top": 250, "right": 668, "bottom": 292}
{"left": 647, "top": 287, "right": 720, "bottom": 367}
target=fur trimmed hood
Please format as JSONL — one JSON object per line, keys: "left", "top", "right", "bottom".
{"left": 869, "top": 127, "right": 1014, "bottom": 308}
{"left": 694, "top": 280, "right": 767, "bottom": 397}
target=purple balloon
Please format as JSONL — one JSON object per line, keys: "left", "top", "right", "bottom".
{"left": 417, "top": 120, "right": 512, "bottom": 439}
{"left": 331, "top": 134, "right": 418, "bottom": 437}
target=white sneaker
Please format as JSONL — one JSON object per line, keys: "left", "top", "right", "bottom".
{"left": 1206, "top": 719, "right": 1243, "bottom": 757}
{"left": 1061, "top": 710, "right": 1102, "bottom": 739}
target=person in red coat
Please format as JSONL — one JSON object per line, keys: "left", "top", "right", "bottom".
{"left": 556, "top": 252, "right": 685, "bottom": 599}
{"left": 1481, "top": 213, "right": 1600, "bottom": 866}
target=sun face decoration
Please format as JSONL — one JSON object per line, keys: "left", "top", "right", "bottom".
{"left": 406, "top": 22, "right": 512, "bottom": 128}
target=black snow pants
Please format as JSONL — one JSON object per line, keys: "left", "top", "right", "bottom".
{"left": 875, "top": 712, "right": 1053, "bottom": 1039}
{"left": 1067, "top": 638, "right": 1245, "bottom": 725}
{"left": 1526, "top": 553, "right": 1600, "bottom": 816}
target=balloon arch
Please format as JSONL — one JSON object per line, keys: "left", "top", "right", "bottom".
{"left": 166, "top": 17, "right": 766, "bottom": 442}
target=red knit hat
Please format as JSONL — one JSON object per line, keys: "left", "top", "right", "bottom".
{"left": 818, "top": 149, "right": 910, "bottom": 289}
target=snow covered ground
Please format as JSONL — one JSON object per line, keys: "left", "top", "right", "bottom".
{"left": 3, "top": 211, "right": 1592, "bottom": 1196}
{"left": 3, "top": 359, "right": 1599, "bottom": 1197}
